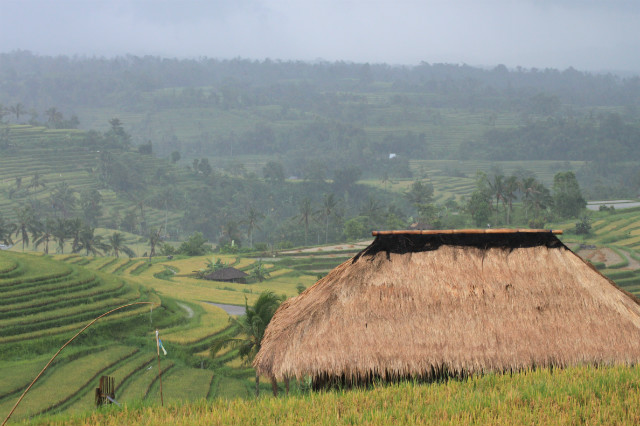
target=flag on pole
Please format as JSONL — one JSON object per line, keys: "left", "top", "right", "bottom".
{"left": 159, "top": 339, "right": 167, "bottom": 356}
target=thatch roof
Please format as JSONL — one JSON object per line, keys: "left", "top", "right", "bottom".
{"left": 254, "top": 229, "right": 640, "bottom": 383}
{"left": 204, "top": 267, "right": 248, "bottom": 281}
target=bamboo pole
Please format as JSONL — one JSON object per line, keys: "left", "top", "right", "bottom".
{"left": 155, "top": 329, "right": 164, "bottom": 407}
{"left": 2, "top": 302, "right": 157, "bottom": 426}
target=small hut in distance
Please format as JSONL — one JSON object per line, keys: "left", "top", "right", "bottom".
{"left": 204, "top": 267, "right": 248, "bottom": 283}
{"left": 254, "top": 229, "right": 640, "bottom": 389}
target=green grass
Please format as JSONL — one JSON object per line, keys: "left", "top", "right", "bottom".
{"left": 0, "top": 346, "right": 136, "bottom": 420}
{"left": 118, "top": 361, "right": 176, "bottom": 403}
{"left": 152, "top": 367, "right": 214, "bottom": 403}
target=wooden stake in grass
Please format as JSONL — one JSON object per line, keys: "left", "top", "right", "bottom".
{"left": 1, "top": 301, "right": 156, "bottom": 426}
{"left": 155, "top": 329, "right": 164, "bottom": 407}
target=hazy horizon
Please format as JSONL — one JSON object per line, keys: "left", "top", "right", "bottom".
{"left": 2, "top": 0, "right": 640, "bottom": 73}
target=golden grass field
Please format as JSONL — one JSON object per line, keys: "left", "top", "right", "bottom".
{"left": 18, "top": 364, "right": 640, "bottom": 426}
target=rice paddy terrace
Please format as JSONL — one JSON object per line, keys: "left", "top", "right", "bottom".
{"left": 556, "top": 207, "right": 640, "bottom": 296}
{"left": 0, "top": 244, "right": 355, "bottom": 422}
{"left": 0, "top": 251, "right": 160, "bottom": 420}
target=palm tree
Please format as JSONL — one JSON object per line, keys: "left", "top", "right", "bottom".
{"left": 0, "top": 103, "right": 7, "bottom": 123}
{"left": 49, "top": 182, "right": 77, "bottom": 218}
{"left": 250, "top": 261, "right": 271, "bottom": 283}
{"left": 297, "top": 198, "right": 313, "bottom": 246}
{"left": 28, "top": 173, "right": 46, "bottom": 192}
{"left": 75, "top": 225, "right": 108, "bottom": 256}
{"left": 107, "top": 232, "right": 135, "bottom": 258}
{"left": 487, "top": 174, "right": 505, "bottom": 226}
{"left": 45, "top": 107, "right": 63, "bottom": 128}
{"left": 34, "top": 218, "right": 54, "bottom": 254}
{"left": 242, "top": 207, "right": 264, "bottom": 249}
{"left": 502, "top": 176, "right": 519, "bottom": 225}
{"left": 67, "top": 217, "right": 83, "bottom": 253}
{"left": 9, "top": 103, "right": 26, "bottom": 123}
{"left": 198, "top": 257, "right": 227, "bottom": 278}
{"left": 52, "top": 218, "right": 69, "bottom": 254}
{"left": 0, "top": 216, "right": 15, "bottom": 246}
{"left": 109, "top": 232, "right": 135, "bottom": 258}
{"left": 210, "top": 291, "right": 284, "bottom": 396}
{"left": 148, "top": 228, "right": 162, "bottom": 261}
{"left": 529, "top": 183, "right": 553, "bottom": 219}
{"left": 360, "top": 197, "right": 383, "bottom": 228}
{"left": 519, "top": 176, "right": 538, "bottom": 220}
{"left": 316, "top": 193, "right": 338, "bottom": 244}
{"left": 13, "top": 206, "right": 39, "bottom": 252}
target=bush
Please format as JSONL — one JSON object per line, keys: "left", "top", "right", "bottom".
{"left": 575, "top": 216, "right": 592, "bottom": 235}
{"left": 528, "top": 217, "right": 546, "bottom": 229}
{"left": 159, "top": 243, "right": 176, "bottom": 256}
{"left": 178, "top": 232, "right": 212, "bottom": 256}
{"left": 254, "top": 242, "right": 269, "bottom": 252}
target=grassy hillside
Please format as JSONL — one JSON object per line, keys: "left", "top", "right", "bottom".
{"left": 19, "top": 364, "right": 640, "bottom": 426}
{"left": 1, "top": 243, "right": 350, "bottom": 421}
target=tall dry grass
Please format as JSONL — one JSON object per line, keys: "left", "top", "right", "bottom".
{"left": 19, "top": 364, "right": 640, "bottom": 426}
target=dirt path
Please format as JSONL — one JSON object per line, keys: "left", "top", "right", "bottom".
{"left": 578, "top": 248, "right": 624, "bottom": 266}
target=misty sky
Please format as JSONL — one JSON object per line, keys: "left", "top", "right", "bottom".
{"left": 2, "top": 0, "right": 640, "bottom": 72}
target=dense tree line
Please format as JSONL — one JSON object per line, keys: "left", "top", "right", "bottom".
{"left": 465, "top": 170, "right": 586, "bottom": 229}
{"left": 464, "top": 112, "right": 640, "bottom": 162}
{"left": 2, "top": 52, "right": 638, "bottom": 112}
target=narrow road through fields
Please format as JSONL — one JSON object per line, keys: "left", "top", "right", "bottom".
{"left": 203, "top": 302, "right": 245, "bottom": 316}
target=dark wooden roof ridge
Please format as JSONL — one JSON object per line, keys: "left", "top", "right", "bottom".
{"left": 372, "top": 228, "right": 563, "bottom": 235}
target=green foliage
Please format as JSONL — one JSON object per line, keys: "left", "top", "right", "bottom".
{"left": 552, "top": 171, "right": 586, "bottom": 219}
{"left": 262, "top": 161, "right": 285, "bottom": 183}
{"left": 0, "top": 214, "right": 15, "bottom": 245}
{"left": 343, "top": 216, "right": 369, "bottom": 241}
{"left": 466, "top": 172, "right": 493, "bottom": 227}
{"left": 575, "top": 215, "right": 592, "bottom": 235}
{"left": 178, "top": 232, "right": 211, "bottom": 256}
{"left": 210, "top": 291, "right": 283, "bottom": 395}
{"left": 404, "top": 180, "right": 434, "bottom": 206}
{"left": 249, "top": 261, "right": 271, "bottom": 283}
{"left": 159, "top": 242, "right": 177, "bottom": 256}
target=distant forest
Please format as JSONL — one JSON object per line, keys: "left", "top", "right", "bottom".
{"left": 1, "top": 51, "right": 640, "bottom": 247}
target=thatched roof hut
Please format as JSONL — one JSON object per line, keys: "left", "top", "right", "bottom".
{"left": 204, "top": 267, "right": 248, "bottom": 283}
{"left": 254, "top": 229, "right": 640, "bottom": 386}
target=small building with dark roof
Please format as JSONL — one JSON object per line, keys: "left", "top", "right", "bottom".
{"left": 203, "top": 267, "right": 248, "bottom": 283}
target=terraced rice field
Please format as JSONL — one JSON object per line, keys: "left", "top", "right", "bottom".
{"left": 0, "top": 250, "right": 161, "bottom": 420}
{"left": 554, "top": 207, "right": 640, "bottom": 296}
{"left": 0, "top": 124, "right": 196, "bottom": 232}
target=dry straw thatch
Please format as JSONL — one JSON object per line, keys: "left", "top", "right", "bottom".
{"left": 254, "top": 229, "right": 640, "bottom": 386}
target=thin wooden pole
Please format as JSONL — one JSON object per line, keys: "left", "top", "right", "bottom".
{"left": 155, "top": 329, "right": 164, "bottom": 407}
{"left": 2, "top": 302, "right": 156, "bottom": 426}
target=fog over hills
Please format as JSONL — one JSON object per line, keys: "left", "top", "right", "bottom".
{"left": 2, "top": 0, "right": 640, "bottom": 72}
